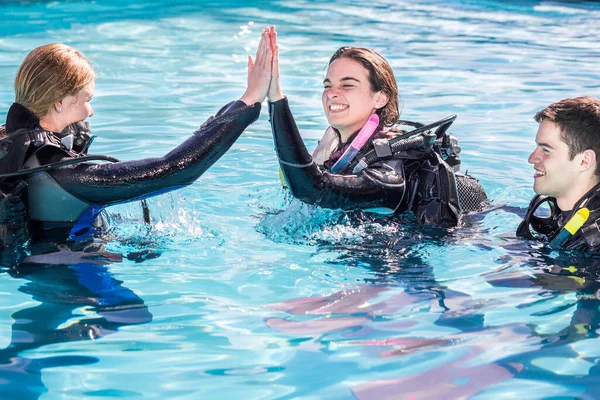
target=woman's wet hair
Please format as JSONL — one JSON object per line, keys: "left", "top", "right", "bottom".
{"left": 329, "top": 46, "right": 400, "bottom": 130}
{"left": 14, "top": 43, "right": 96, "bottom": 118}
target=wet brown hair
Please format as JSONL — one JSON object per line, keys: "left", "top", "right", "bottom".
{"left": 329, "top": 47, "right": 400, "bottom": 132}
{"left": 535, "top": 96, "right": 600, "bottom": 176}
{"left": 14, "top": 43, "right": 96, "bottom": 118}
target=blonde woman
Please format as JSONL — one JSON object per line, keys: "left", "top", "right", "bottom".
{"left": 0, "top": 30, "right": 272, "bottom": 247}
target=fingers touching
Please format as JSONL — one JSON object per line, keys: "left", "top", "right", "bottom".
{"left": 240, "top": 26, "right": 284, "bottom": 105}
{"left": 240, "top": 27, "right": 273, "bottom": 106}
{"left": 266, "top": 26, "right": 284, "bottom": 102}
{"left": 248, "top": 55, "right": 255, "bottom": 72}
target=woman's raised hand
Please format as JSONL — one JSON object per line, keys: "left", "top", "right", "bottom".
{"left": 240, "top": 28, "right": 273, "bottom": 106}
{"left": 267, "top": 26, "right": 284, "bottom": 102}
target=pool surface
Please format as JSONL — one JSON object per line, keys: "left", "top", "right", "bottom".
{"left": 1, "top": 0, "right": 600, "bottom": 398}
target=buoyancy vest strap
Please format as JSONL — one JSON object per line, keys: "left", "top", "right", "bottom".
{"left": 352, "top": 115, "right": 457, "bottom": 173}
{"left": 390, "top": 115, "right": 456, "bottom": 144}
{"left": 0, "top": 154, "right": 119, "bottom": 179}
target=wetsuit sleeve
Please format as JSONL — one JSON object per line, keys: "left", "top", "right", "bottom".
{"left": 269, "top": 97, "right": 406, "bottom": 211}
{"left": 47, "top": 100, "right": 261, "bottom": 204}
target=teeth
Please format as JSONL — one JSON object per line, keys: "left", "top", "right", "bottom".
{"left": 534, "top": 170, "right": 546, "bottom": 177}
{"left": 329, "top": 104, "right": 348, "bottom": 111}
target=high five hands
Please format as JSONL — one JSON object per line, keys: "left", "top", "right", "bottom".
{"left": 240, "top": 26, "right": 283, "bottom": 106}
{"left": 266, "top": 26, "right": 284, "bottom": 102}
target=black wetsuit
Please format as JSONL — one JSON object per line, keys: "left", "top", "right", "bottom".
{"left": 0, "top": 100, "right": 260, "bottom": 243}
{"left": 517, "top": 189, "right": 600, "bottom": 254}
{"left": 269, "top": 97, "right": 488, "bottom": 226}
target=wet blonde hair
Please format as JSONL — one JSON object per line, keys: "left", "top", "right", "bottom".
{"left": 14, "top": 43, "right": 95, "bottom": 118}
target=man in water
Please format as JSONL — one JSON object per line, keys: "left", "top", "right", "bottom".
{"left": 517, "top": 96, "right": 600, "bottom": 253}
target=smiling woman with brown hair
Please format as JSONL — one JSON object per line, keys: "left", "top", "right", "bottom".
{"left": 260, "top": 27, "right": 488, "bottom": 226}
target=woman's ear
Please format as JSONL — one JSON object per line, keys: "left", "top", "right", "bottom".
{"left": 374, "top": 92, "right": 389, "bottom": 109}
{"left": 54, "top": 101, "right": 63, "bottom": 113}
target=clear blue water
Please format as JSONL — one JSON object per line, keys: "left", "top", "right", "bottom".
{"left": 1, "top": 0, "right": 600, "bottom": 398}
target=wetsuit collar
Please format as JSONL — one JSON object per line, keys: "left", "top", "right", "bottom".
{"left": 5, "top": 103, "right": 40, "bottom": 134}
{"left": 5, "top": 103, "right": 74, "bottom": 142}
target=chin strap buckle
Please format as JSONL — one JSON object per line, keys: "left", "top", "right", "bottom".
{"left": 61, "top": 134, "right": 74, "bottom": 151}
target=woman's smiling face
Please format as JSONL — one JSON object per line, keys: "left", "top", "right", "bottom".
{"left": 322, "top": 57, "right": 386, "bottom": 141}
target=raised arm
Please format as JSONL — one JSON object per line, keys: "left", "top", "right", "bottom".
{"left": 264, "top": 28, "right": 404, "bottom": 210}
{"left": 49, "top": 100, "right": 260, "bottom": 204}
{"left": 47, "top": 29, "right": 275, "bottom": 206}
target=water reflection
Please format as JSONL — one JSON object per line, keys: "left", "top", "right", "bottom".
{"left": 0, "top": 260, "right": 152, "bottom": 399}
{"left": 263, "top": 210, "right": 600, "bottom": 398}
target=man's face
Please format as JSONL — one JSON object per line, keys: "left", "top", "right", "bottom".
{"left": 528, "top": 120, "right": 581, "bottom": 205}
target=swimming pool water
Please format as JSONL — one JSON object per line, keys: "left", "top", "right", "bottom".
{"left": 1, "top": 0, "right": 600, "bottom": 398}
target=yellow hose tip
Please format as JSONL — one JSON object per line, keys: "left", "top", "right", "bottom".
{"left": 564, "top": 208, "right": 590, "bottom": 235}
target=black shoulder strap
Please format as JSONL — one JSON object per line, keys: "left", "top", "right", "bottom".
{"left": 411, "top": 152, "right": 460, "bottom": 225}
{"left": 0, "top": 127, "right": 117, "bottom": 179}
{"left": 0, "top": 128, "right": 33, "bottom": 175}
